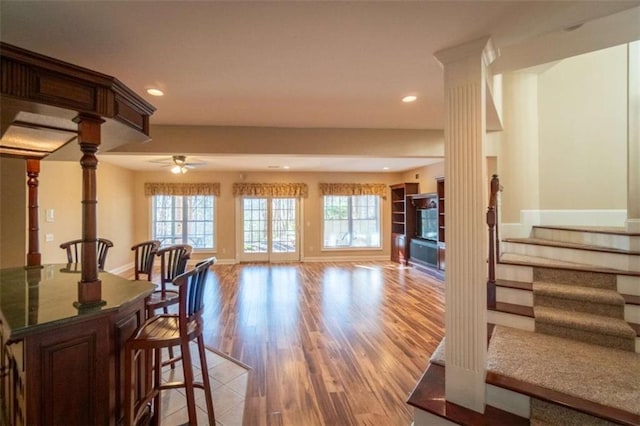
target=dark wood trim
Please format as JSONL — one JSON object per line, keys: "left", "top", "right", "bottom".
{"left": 0, "top": 42, "right": 155, "bottom": 130}
{"left": 25, "top": 159, "right": 41, "bottom": 268}
{"left": 407, "top": 364, "right": 529, "bottom": 426}
{"left": 498, "top": 258, "right": 640, "bottom": 277}
{"left": 623, "top": 294, "right": 640, "bottom": 305}
{"left": 503, "top": 237, "right": 640, "bottom": 256}
{"left": 486, "top": 371, "right": 640, "bottom": 426}
{"left": 533, "top": 225, "right": 640, "bottom": 237}
{"left": 496, "top": 279, "right": 533, "bottom": 291}
{"left": 491, "top": 302, "right": 535, "bottom": 318}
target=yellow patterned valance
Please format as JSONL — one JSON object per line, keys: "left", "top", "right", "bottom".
{"left": 144, "top": 182, "right": 220, "bottom": 196}
{"left": 233, "top": 183, "right": 308, "bottom": 198}
{"left": 319, "top": 183, "right": 387, "bottom": 198}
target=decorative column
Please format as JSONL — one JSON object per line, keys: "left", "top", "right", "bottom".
{"left": 25, "top": 159, "right": 42, "bottom": 268}
{"left": 73, "top": 113, "right": 106, "bottom": 308}
{"left": 435, "top": 37, "right": 496, "bottom": 412}
{"left": 628, "top": 41, "right": 640, "bottom": 235}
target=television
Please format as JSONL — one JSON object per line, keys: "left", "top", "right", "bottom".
{"left": 416, "top": 207, "right": 438, "bottom": 241}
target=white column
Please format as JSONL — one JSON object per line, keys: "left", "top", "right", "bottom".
{"left": 628, "top": 41, "right": 640, "bottom": 234}
{"left": 435, "top": 37, "right": 496, "bottom": 412}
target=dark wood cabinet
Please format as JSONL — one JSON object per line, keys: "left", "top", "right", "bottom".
{"left": 390, "top": 183, "right": 419, "bottom": 264}
{"left": 436, "top": 177, "right": 445, "bottom": 271}
{"left": 408, "top": 177, "right": 446, "bottom": 274}
{"left": 0, "top": 266, "right": 153, "bottom": 426}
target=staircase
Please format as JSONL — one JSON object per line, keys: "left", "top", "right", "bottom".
{"left": 489, "top": 225, "right": 640, "bottom": 425}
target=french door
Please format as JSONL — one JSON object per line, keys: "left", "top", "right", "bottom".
{"left": 238, "top": 197, "right": 300, "bottom": 262}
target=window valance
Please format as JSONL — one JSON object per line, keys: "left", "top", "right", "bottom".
{"left": 319, "top": 183, "right": 387, "bottom": 198}
{"left": 233, "top": 183, "right": 308, "bottom": 198}
{"left": 144, "top": 182, "right": 220, "bottom": 196}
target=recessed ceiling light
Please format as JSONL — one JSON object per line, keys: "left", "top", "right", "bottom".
{"left": 146, "top": 88, "right": 164, "bottom": 97}
{"left": 402, "top": 95, "right": 417, "bottom": 103}
{"left": 383, "top": 167, "right": 390, "bottom": 171}
{"left": 283, "top": 165, "right": 290, "bottom": 169}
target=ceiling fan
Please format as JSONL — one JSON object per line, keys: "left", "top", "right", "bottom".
{"left": 151, "top": 155, "right": 206, "bottom": 174}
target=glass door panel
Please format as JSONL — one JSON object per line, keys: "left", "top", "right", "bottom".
{"left": 239, "top": 197, "right": 299, "bottom": 262}
{"left": 270, "top": 198, "right": 298, "bottom": 261}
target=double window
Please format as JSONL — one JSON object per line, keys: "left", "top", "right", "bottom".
{"left": 323, "top": 195, "right": 380, "bottom": 249}
{"left": 151, "top": 195, "right": 215, "bottom": 249}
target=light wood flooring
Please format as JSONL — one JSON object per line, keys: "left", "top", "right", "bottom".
{"left": 199, "top": 261, "right": 445, "bottom": 425}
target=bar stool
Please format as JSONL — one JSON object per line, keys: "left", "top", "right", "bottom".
{"left": 59, "top": 238, "right": 114, "bottom": 270}
{"left": 146, "top": 244, "right": 192, "bottom": 317}
{"left": 123, "top": 257, "right": 216, "bottom": 426}
{"left": 131, "top": 240, "right": 161, "bottom": 281}
{"left": 146, "top": 244, "right": 192, "bottom": 368}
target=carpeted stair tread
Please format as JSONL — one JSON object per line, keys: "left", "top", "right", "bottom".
{"left": 534, "top": 306, "right": 635, "bottom": 338}
{"left": 487, "top": 326, "right": 640, "bottom": 418}
{"left": 504, "top": 237, "right": 640, "bottom": 255}
{"left": 533, "top": 282, "right": 625, "bottom": 306}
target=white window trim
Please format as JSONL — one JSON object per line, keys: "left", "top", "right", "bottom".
{"left": 321, "top": 194, "right": 383, "bottom": 251}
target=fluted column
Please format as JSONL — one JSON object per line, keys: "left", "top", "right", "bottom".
{"left": 73, "top": 113, "right": 105, "bottom": 308}
{"left": 435, "top": 37, "right": 496, "bottom": 412}
{"left": 628, "top": 41, "right": 640, "bottom": 234}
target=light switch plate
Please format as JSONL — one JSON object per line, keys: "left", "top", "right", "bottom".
{"left": 45, "top": 233, "right": 54, "bottom": 242}
{"left": 46, "top": 209, "right": 55, "bottom": 222}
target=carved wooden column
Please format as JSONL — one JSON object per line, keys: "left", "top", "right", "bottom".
{"left": 435, "top": 37, "right": 497, "bottom": 412}
{"left": 73, "top": 113, "right": 106, "bottom": 308}
{"left": 26, "top": 159, "right": 42, "bottom": 268}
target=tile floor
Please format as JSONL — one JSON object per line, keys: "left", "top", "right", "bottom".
{"left": 155, "top": 343, "right": 249, "bottom": 426}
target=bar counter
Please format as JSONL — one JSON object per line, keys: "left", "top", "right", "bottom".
{"left": 0, "top": 264, "right": 155, "bottom": 426}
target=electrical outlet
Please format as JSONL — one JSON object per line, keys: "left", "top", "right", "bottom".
{"left": 45, "top": 233, "right": 54, "bottom": 242}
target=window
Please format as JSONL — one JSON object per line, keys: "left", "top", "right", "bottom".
{"left": 323, "top": 195, "right": 380, "bottom": 248}
{"left": 152, "top": 195, "right": 215, "bottom": 249}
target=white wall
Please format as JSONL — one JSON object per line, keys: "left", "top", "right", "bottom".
{"left": 538, "top": 44, "right": 627, "bottom": 211}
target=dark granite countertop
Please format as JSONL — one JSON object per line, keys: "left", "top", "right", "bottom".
{"left": 0, "top": 264, "right": 155, "bottom": 341}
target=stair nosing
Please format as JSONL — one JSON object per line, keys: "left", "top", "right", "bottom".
{"left": 532, "top": 225, "right": 640, "bottom": 237}
{"left": 498, "top": 256, "right": 640, "bottom": 277}
{"left": 503, "top": 237, "right": 640, "bottom": 256}
{"left": 491, "top": 302, "right": 535, "bottom": 318}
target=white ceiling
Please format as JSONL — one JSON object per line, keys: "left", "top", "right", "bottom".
{"left": 1, "top": 1, "right": 638, "bottom": 172}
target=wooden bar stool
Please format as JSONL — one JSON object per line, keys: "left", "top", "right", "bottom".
{"left": 131, "top": 240, "right": 161, "bottom": 281}
{"left": 123, "top": 257, "right": 216, "bottom": 426}
{"left": 146, "top": 244, "right": 192, "bottom": 368}
{"left": 59, "top": 238, "right": 114, "bottom": 270}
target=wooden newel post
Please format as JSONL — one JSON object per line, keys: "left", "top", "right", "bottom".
{"left": 26, "top": 159, "right": 42, "bottom": 268}
{"left": 73, "top": 113, "right": 106, "bottom": 308}
{"left": 486, "top": 174, "right": 500, "bottom": 309}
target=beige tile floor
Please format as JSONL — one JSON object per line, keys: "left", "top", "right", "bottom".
{"left": 155, "top": 343, "right": 249, "bottom": 426}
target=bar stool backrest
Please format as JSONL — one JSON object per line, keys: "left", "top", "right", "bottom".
{"left": 60, "top": 238, "right": 114, "bottom": 271}
{"left": 130, "top": 240, "right": 161, "bottom": 281}
{"left": 173, "top": 257, "right": 216, "bottom": 327}
{"left": 156, "top": 244, "right": 192, "bottom": 292}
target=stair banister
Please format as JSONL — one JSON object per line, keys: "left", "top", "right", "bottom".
{"left": 487, "top": 174, "right": 500, "bottom": 309}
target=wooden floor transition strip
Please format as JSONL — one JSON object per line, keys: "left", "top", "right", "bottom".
{"left": 486, "top": 372, "right": 640, "bottom": 426}
{"left": 406, "top": 363, "right": 529, "bottom": 426}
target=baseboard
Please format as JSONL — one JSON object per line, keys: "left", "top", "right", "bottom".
{"left": 302, "top": 254, "right": 389, "bottom": 263}
{"left": 187, "top": 257, "right": 237, "bottom": 266}
{"left": 108, "top": 262, "right": 133, "bottom": 275}
{"left": 502, "top": 209, "right": 628, "bottom": 239}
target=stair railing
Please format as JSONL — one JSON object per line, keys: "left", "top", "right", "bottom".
{"left": 487, "top": 174, "right": 500, "bottom": 309}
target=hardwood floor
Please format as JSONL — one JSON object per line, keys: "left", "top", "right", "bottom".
{"left": 199, "top": 261, "right": 445, "bottom": 425}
